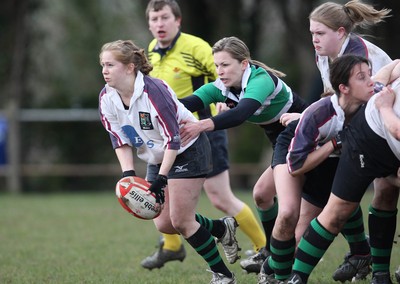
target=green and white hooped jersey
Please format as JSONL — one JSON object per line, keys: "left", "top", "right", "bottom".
{"left": 194, "top": 64, "right": 293, "bottom": 124}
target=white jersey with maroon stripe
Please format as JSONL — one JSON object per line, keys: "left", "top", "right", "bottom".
{"left": 317, "top": 34, "right": 392, "bottom": 93}
{"left": 99, "top": 71, "right": 197, "bottom": 165}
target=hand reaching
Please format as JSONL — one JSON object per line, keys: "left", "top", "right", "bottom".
{"left": 280, "top": 112, "right": 301, "bottom": 127}
{"left": 180, "top": 119, "right": 202, "bottom": 146}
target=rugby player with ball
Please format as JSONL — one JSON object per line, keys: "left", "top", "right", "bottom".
{"left": 99, "top": 39, "right": 239, "bottom": 284}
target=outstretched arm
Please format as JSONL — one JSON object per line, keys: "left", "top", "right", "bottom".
{"left": 180, "top": 98, "right": 261, "bottom": 146}
{"left": 180, "top": 95, "right": 207, "bottom": 112}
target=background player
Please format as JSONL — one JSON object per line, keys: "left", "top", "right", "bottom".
{"left": 141, "top": 0, "right": 265, "bottom": 269}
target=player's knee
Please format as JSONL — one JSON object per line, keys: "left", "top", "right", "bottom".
{"left": 321, "top": 215, "right": 347, "bottom": 234}
{"left": 372, "top": 187, "right": 399, "bottom": 210}
{"left": 155, "top": 222, "right": 176, "bottom": 234}
{"left": 253, "top": 181, "right": 275, "bottom": 207}
{"left": 253, "top": 190, "right": 274, "bottom": 208}
{"left": 276, "top": 210, "right": 298, "bottom": 233}
{"left": 211, "top": 200, "right": 227, "bottom": 213}
{"left": 169, "top": 216, "right": 190, "bottom": 236}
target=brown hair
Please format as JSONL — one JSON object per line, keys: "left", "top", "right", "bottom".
{"left": 329, "top": 54, "right": 370, "bottom": 96}
{"left": 145, "top": 0, "right": 182, "bottom": 21}
{"left": 309, "top": 0, "right": 391, "bottom": 34}
{"left": 99, "top": 40, "right": 153, "bottom": 75}
{"left": 212, "top": 36, "right": 286, "bottom": 78}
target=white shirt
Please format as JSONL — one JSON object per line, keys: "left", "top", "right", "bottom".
{"left": 99, "top": 71, "right": 197, "bottom": 165}
{"left": 365, "top": 78, "right": 400, "bottom": 160}
{"left": 317, "top": 34, "right": 392, "bottom": 92}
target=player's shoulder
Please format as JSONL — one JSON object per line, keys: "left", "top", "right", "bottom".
{"left": 100, "top": 85, "right": 116, "bottom": 98}
{"left": 301, "top": 96, "right": 335, "bottom": 123}
{"left": 305, "top": 96, "right": 332, "bottom": 112}
{"left": 348, "top": 35, "right": 390, "bottom": 60}
{"left": 148, "top": 38, "right": 157, "bottom": 52}
{"left": 144, "top": 75, "right": 168, "bottom": 91}
{"left": 248, "top": 65, "right": 274, "bottom": 84}
{"left": 178, "top": 32, "right": 212, "bottom": 49}
{"left": 99, "top": 85, "right": 119, "bottom": 109}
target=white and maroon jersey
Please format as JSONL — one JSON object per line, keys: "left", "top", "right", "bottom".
{"left": 287, "top": 95, "right": 344, "bottom": 172}
{"left": 365, "top": 78, "right": 400, "bottom": 160}
{"left": 99, "top": 71, "right": 197, "bottom": 165}
{"left": 317, "top": 34, "right": 392, "bottom": 92}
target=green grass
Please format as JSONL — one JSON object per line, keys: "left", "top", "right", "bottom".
{"left": 0, "top": 189, "right": 399, "bottom": 283}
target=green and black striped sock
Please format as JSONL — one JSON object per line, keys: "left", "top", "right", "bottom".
{"left": 270, "top": 236, "right": 296, "bottom": 280}
{"left": 293, "top": 218, "right": 336, "bottom": 283}
{"left": 186, "top": 225, "right": 232, "bottom": 278}
{"left": 256, "top": 197, "right": 278, "bottom": 251}
{"left": 195, "top": 213, "right": 225, "bottom": 239}
{"left": 341, "top": 205, "right": 370, "bottom": 255}
{"left": 369, "top": 205, "right": 397, "bottom": 272}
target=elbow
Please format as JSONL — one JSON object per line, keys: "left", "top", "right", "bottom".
{"left": 287, "top": 158, "right": 305, "bottom": 176}
{"left": 287, "top": 163, "right": 303, "bottom": 176}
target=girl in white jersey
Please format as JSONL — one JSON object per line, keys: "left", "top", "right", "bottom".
{"left": 261, "top": 56, "right": 400, "bottom": 284}
{"left": 98, "top": 40, "right": 240, "bottom": 284}
{"left": 257, "top": 1, "right": 392, "bottom": 276}
{"left": 275, "top": 2, "right": 396, "bottom": 282}
{"left": 309, "top": 0, "right": 392, "bottom": 93}
{"left": 286, "top": 53, "right": 400, "bottom": 284}
{"left": 307, "top": 2, "right": 399, "bottom": 283}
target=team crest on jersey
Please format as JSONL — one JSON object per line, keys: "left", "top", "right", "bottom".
{"left": 173, "top": 67, "right": 181, "bottom": 79}
{"left": 139, "top": 112, "right": 153, "bottom": 130}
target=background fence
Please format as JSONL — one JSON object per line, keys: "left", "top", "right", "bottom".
{"left": 0, "top": 109, "right": 266, "bottom": 193}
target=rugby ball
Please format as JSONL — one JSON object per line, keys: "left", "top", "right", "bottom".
{"left": 115, "top": 176, "right": 161, "bottom": 220}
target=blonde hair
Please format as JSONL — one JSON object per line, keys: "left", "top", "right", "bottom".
{"left": 99, "top": 40, "right": 153, "bottom": 75}
{"left": 309, "top": 0, "right": 391, "bottom": 34}
{"left": 212, "top": 36, "right": 286, "bottom": 78}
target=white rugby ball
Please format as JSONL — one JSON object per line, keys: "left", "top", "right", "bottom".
{"left": 115, "top": 176, "right": 161, "bottom": 220}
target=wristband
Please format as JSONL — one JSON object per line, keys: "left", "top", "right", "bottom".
{"left": 373, "top": 81, "right": 385, "bottom": 94}
{"left": 122, "top": 170, "right": 136, "bottom": 177}
{"left": 331, "top": 137, "right": 342, "bottom": 151}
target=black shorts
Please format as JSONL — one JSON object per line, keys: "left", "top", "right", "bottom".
{"left": 146, "top": 132, "right": 212, "bottom": 182}
{"left": 271, "top": 120, "right": 299, "bottom": 168}
{"left": 271, "top": 119, "right": 338, "bottom": 208}
{"left": 206, "top": 130, "right": 229, "bottom": 178}
{"left": 332, "top": 106, "right": 400, "bottom": 202}
{"left": 302, "top": 157, "right": 339, "bottom": 208}
{"left": 259, "top": 92, "right": 308, "bottom": 148}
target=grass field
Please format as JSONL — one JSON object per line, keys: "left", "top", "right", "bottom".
{"left": 1, "top": 189, "right": 399, "bottom": 284}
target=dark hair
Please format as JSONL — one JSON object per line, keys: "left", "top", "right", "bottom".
{"left": 309, "top": 0, "right": 391, "bottom": 34}
{"left": 145, "top": 0, "right": 182, "bottom": 21}
{"left": 212, "top": 36, "right": 286, "bottom": 78}
{"left": 329, "top": 54, "right": 370, "bottom": 95}
{"left": 99, "top": 40, "right": 153, "bottom": 75}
